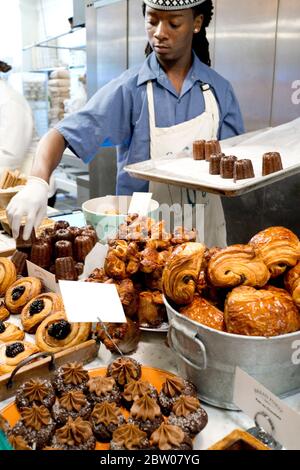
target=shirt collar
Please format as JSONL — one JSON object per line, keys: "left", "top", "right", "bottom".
{"left": 137, "top": 51, "right": 214, "bottom": 89}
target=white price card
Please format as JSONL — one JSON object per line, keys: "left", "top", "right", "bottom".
{"left": 80, "top": 243, "right": 109, "bottom": 279}
{"left": 128, "top": 192, "right": 152, "bottom": 216}
{"left": 27, "top": 260, "right": 59, "bottom": 294}
{"left": 233, "top": 367, "right": 300, "bottom": 450}
{"left": 59, "top": 281, "right": 126, "bottom": 323}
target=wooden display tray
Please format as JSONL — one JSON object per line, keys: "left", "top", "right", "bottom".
{"left": 0, "top": 340, "right": 99, "bottom": 401}
{"left": 1, "top": 365, "right": 176, "bottom": 451}
{"left": 209, "top": 429, "right": 271, "bottom": 450}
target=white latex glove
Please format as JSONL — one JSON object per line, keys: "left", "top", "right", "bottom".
{"left": 6, "top": 176, "right": 49, "bottom": 240}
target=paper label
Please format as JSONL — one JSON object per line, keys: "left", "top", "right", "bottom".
{"left": 233, "top": 367, "right": 300, "bottom": 450}
{"left": 80, "top": 243, "right": 109, "bottom": 279}
{"left": 59, "top": 281, "right": 126, "bottom": 323}
{"left": 128, "top": 192, "right": 152, "bottom": 216}
{"left": 26, "top": 260, "right": 59, "bottom": 294}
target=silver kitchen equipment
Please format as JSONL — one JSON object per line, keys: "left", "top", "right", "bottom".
{"left": 165, "top": 296, "right": 300, "bottom": 411}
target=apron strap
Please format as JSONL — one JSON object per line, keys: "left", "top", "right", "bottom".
{"left": 201, "top": 83, "right": 220, "bottom": 140}
{"left": 147, "top": 81, "right": 156, "bottom": 129}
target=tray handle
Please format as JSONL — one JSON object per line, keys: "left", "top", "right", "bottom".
{"left": 6, "top": 352, "right": 56, "bottom": 390}
{"left": 168, "top": 319, "right": 207, "bottom": 370}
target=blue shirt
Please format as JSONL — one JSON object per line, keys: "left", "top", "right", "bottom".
{"left": 56, "top": 52, "right": 245, "bottom": 195}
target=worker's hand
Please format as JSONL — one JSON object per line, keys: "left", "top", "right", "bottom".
{"left": 6, "top": 176, "right": 49, "bottom": 240}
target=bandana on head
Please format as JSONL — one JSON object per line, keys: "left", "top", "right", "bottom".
{"left": 144, "top": 0, "right": 207, "bottom": 11}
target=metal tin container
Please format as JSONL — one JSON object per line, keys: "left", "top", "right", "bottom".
{"left": 164, "top": 296, "right": 300, "bottom": 410}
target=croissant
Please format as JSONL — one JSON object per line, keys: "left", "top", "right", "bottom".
{"left": 180, "top": 295, "right": 225, "bottom": 331}
{"left": 5, "top": 277, "right": 43, "bottom": 314}
{"left": 207, "top": 244, "right": 270, "bottom": 288}
{"left": 162, "top": 242, "right": 205, "bottom": 305}
{"left": 249, "top": 227, "right": 300, "bottom": 278}
{"left": 0, "top": 341, "right": 39, "bottom": 375}
{"left": 104, "top": 241, "right": 140, "bottom": 279}
{"left": 96, "top": 317, "right": 140, "bottom": 354}
{"left": 21, "top": 293, "right": 64, "bottom": 333}
{"left": 224, "top": 285, "right": 300, "bottom": 337}
{"left": 116, "top": 278, "right": 139, "bottom": 318}
{"left": 138, "top": 290, "right": 167, "bottom": 327}
{"left": 35, "top": 312, "right": 91, "bottom": 353}
{"left": 284, "top": 262, "right": 300, "bottom": 308}
{"left": 0, "top": 257, "right": 17, "bottom": 296}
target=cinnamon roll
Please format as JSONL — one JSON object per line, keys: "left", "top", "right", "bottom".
{"left": 35, "top": 312, "right": 91, "bottom": 353}
{"left": 5, "top": 277, "right": 43, "bottom": 314}
{"left": 0, "top": 257, "right": 17, "bottom": 296}
{"left": 21, "top": 293, "right": 64, "bottom": 334}
{"left": 0, "top": 341, "right": 39, "bottom": 375}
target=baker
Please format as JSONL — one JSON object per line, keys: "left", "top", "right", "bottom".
{"left": 7, "top": 0, "right": 244, "bottom": 246}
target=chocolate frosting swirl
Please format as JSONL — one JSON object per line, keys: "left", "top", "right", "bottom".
{"left": 109, "top": 358, "right": 140, "bottom": 385}
{"left": 21, "top": 404, "right": 51, "bottom": 431}
{"left": 112, "top": 424, "right": 147, "bottom": 450}
{"left": 87, "top": 376, "right": 115, "bottom": 396}
{"left": 130, "top": 394, "right": 161, "bottom": 421}
{"left": 56, "top": 417, "right": 93, "bottom": 446}
{"left": 60, "top": 362, "right": 89, "bottom": 385}
{"left": 150, "top": 423, "right": 185, "bottom": 450}
{"left": 9, "top": 435, "right": 31, "bottom": 450}
{"left": 91, "top": 402, "right": 121, "bottom": 426}
{"left": 162, "top": 377, "right": 184, "bottom": 397}
{"left": 59, "top": 391, "right": 86, "bottom": 412}
{"left": 23, "top": 380, "right": 49, "bottom": 403}
{"left": 172, "top": 396, "right": 200, "bottom": 417}
{"left": 123, "top": 380, "right": 151, "bottom": 402}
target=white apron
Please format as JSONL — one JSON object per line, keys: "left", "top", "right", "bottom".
{"left": 147, "top": 81, "right": 227, "bottom": 248}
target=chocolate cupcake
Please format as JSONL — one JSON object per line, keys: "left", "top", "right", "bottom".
{"left": 110, "top": 423, "right": 150, "bottom": 450}
{"left": 90, "top": 402, "right": 125, "bottom": 442}
{"left": 106, "top": 357, "right": 142, "bottom": 389}
{"left": 168, "top": 396, "right": 208, "bottom": 437}
{"left": 11, "top": 404, "right": 55, "bottom": 450}
{"left": 51, "top": 416, "right": 96, "bottom": 450}
{"left": 158, "top": 376, "right": 197, "bottom": 416}
{"left": 8, "top": 434, "right": 32, "bottom": 450}
{"left": 128, "top": 394, "right": 164, "bottom": 437}
{"left": 16, "top": 378, "right": 56, "bottom": 410}
{"left": 55, "top": 257, "right": 78, "bottom": 281}
{"left": 150, "top": 422, "right": 193, "bottom": 450}
{"left": 55, "top": 240, "right": 73, "bottom": 259}
{"left": 86, "top": 376, "right": 122, "bottom": 406}
{"left": 122, "top": 380, "right": 158, "bottom": 409}
{"left": 52, "top": 362, "right": 89, "bottom": 396}
{"left": 51, "top": 391, "right": 92, "bottom": 427}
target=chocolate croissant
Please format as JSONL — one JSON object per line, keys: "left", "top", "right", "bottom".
{"left": 207, "top": 244, "right": 270, "bottom": 288}
{"left": 249, "top": 226, "right": 300, "bottom": 278}
{"left": 180, "top": 295, "right": 225, "bottom": 331}
{"left": 162, "top": 243, "right": 205, "bottom": 305}
{"left": 284, "top": 262, "right": 300, "bottom": 308}
{"left": 224, "top": 285, "right": 300, "bottom": 337}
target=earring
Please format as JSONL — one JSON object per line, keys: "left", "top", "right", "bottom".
{"left": 194, "top": 29, "right": 199, "bottom": 33}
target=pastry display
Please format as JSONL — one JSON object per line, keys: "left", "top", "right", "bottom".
{"left": 50, "top": 416, "right": 96, "bottom": 450}
{"left": 207, "top": 244, "right": 270, "bottom": 288}
{"left": 220, "top": 155, "right": 237, "bottom": 179}
{"left": 162, "top": 242, "right": 205, "bottom": 305}
{"left": 105, "top": 240, "right": 140, "bottom": 279}
{"left": 128, "top": 394, "right": 164, "bottom": 437}
{"left": 51, "top": 391, "right": 92, "bottom": 427}
{"left": 158, "top": 376, "right": 197, "bottom": 416}
{"left": 122, "top": 380, "right": 158, "bottom": 409}
{"left": 192, "top": 140, "right": 205, "bottom": 160}
{"left": 224, "top": 285, "right": 300, "bottom": 337}
{"left": 180, "top": 295, "right": 225, "bottom": 331}
{"left": 5, "top": 277, "right": 43, "bottom": 314}
{"left": 21, "top": 292, "right": 64, "bottom": 333}
{"left": 106, "top": 357, "right": 142, "bottom": 388}
{"left": 249, "top": 226, "right": 300, "bottom": 278}
{"left": 11, "top": 250, "right": 28, "bottom": 276}
{"left": 52, "top": 362, "right": 89, "bottom": 396}
{"left": 86, "top": 376, "right": 122, "bottom": 406}
{"left": 0, "top": 321, "right": 25, "bottom": 342}
{"left": 284, "top": 262, "right": 300, "bottom": 308}
{"left": 96, "top": 318, "right": 140, "bottom": 354}
{"left": 15, "top": 378, "right": 56, "bottom": 410}
{"left": 0, "top": 341, "right": 39, "bottom": 375}
{"left": 168, "top": 396, "right": 208, "bottom": 437}
{"left": 262, "top": 151, "right": 283, "bottom": 176}
{"left": 90, "top": 402, "right": 125, "bottom": 442}
{"left": 35, "top": 312, "right": 91, "bottom": 353}
{"left": 110, "top": 423, "right": 150, "bottom": 450}
{"left": 233, "top": 159, "right": 255, "bottom": 181}
{"left": 0, "top": 257, "right": 17, "bottom": 296}
{"left": 150, "top": 422, "right": 193, "bottom": 450}
{"left": 10, "top": 404, "right": 56, "bottom": 450}
{"left": 0, "top": 300, "right": 10, "bottom": 321}
{"left": 137, "top": 291, "right": 167, "bottom": 327}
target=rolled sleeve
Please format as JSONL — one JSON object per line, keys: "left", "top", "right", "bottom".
{"left": 55, "top": 74, "right": 133, "bottom": 163}
{"left": 219, "top": 83, "right": 245, "bottom": 139}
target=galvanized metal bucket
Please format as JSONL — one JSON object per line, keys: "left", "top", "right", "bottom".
{"left": 164, "top": 296, "right": 300, "bottom": 410}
